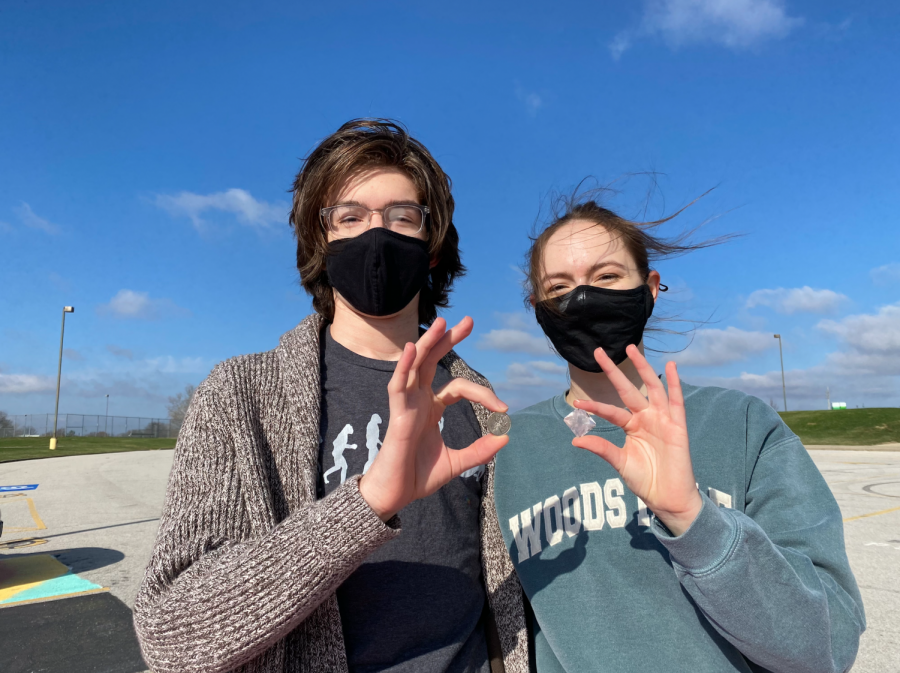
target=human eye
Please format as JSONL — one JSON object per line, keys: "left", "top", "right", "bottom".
{"left": 388, "top": 206, "right": 422, "bottom": 230}
{"left": 335, "top": 207, "right": 366, "bottom": 227}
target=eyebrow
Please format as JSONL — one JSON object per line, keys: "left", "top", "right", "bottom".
{"left": 544, "top": 260, "right": 628, "bottom": 282}
{"left": 331, "top": 200, "right": 423, "bottom": 208}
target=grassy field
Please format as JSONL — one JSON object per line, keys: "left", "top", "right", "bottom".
{"left": 780, "top": 408, "right": 900, "bottom": 446}
{"left": 0, "top": 408, "right": 897, "bottom": 462}
{"left": 0, "top": 436, "right": 176, "bottom": 463}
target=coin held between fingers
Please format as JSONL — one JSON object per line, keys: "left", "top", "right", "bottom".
{"left": 487, "top": 412, "right": 511, "bottom": 436}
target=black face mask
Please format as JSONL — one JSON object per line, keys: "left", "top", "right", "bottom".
{"left": 326, "top": 227, "right": 431, "bottom": 317}
{"left": 535, "top": 284, "right": 655, "bottom": 372}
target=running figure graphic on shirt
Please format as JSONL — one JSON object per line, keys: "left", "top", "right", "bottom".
{"left": 323, "top": 423, "right": 357, "bottom": 484}
{"left": 363, "top": 414, "right": 383, "bottom": 474}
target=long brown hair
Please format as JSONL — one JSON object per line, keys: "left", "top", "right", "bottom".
{"left": 525, "top": 188, "right": 728, "bottom": 306}
{"left": 524, "top": 187, "right": 734, "bottom": 353}
{"left": 289, "top": 118, "right": 464, "bottom": 324}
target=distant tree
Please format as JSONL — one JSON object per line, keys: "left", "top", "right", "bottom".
{"left": 167, "top": 385, "right": 197, "bottom": 433}
{"left": 0, "top": 411, "right": 13, "bottom": 437}
{"left": 769, "top": 398, "right": 779, "bottom": 411}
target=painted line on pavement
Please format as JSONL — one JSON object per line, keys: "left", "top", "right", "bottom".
{"left": 844, "top": 505, "right": 900, "bottom": 522}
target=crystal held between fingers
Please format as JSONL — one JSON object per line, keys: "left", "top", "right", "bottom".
{"left": 564, "top": 408, "right": 596, "bottom": 437}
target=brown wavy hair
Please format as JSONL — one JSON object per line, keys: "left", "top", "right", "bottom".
{"left": 289, "top": 118, "right": 464, "bottom": 324}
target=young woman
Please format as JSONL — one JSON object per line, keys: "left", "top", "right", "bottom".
{"left": 492, "top": 199, "right": 865, "bottom": 673}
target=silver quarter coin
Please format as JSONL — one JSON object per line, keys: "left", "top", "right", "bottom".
{"left": 487, "top": 412, "right": 512, "bottom": 436}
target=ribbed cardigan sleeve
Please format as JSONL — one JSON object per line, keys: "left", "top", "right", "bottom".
{"left": 132, "top": 367, "right": 400, "bottom": 673}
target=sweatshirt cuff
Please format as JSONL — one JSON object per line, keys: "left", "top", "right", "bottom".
{"left": 650, "top": 491, "right": 739, "bottom": 574}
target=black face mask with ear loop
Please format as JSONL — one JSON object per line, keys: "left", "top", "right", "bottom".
{"left": 326, "top": 227, "right": 431, "bottom": 317}
{"left": 535, "top": 284, "right": 656, "bottom": 372}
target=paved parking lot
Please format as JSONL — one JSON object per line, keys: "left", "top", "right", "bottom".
{"left": 1, "top": 447, "right": 898, "bottom": 671}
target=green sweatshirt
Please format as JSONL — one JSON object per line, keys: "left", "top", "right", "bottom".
{"left": 493, "top": 383, "right": 865, "bottom": 673}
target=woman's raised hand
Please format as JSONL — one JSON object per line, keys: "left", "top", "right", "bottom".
{"left": 571, "top": 345, "right": 702, "bottom": 536}
{"left": 359, "top": 317, "right": 509, "bottom": 521}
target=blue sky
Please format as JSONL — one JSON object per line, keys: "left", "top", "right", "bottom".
{"left": 2, "top": 0, "right": 898, "bottom": 420}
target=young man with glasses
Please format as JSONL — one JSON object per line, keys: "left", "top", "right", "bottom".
{"left": 134, "top": 119, "right": 531, "bottom": 673}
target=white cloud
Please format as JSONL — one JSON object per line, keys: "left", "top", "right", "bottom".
{"left": 477, "top": 329, "right": 551, "bottom": 356}
{"left": 818, "top": 302, "right": 900, "bottom": 375}
{"left": 493, "top": 312, "right": 534, "bottom": 331}
{"left": 13, "top": 202, "right": 61, "bottom": 234}
{"left": 688, "top": 365, "right": 898, "bottom": 412}
{"left": 687, "top": 302, "right": 900, "bottom": 409}
{"left": 97, "top": 289, "right": 189, "bottom": 320}
{"left": 528, "top": 360, "right": 568, "bottom": 375}
{"left": 492, "top": 360, "right": 569, "bottom": 411}
{"left": 612, "top": 0, "right": 802, "bottom": 58}
{"left": 672, "top": 327, "right": 775, "bottom": 367}
{"left": 154, "top": 188, "right": 288, "bottom": 231}
{"left": 746, "top": 286, "right": 847, "bottom": 314}
{"left": 0, "top": 373, "right": 55, "bottom": 394}
{"left": 870, "top": 262, "right": 900, "bottom": 286}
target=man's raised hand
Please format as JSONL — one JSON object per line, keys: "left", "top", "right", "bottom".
{"left": 358, "top": 317, "right": 509, "bottom": 521}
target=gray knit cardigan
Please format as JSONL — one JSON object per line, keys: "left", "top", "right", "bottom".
{"left": 133, "top": 314, "right": 529, "bottom": 673}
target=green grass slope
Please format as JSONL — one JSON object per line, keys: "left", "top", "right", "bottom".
{"left": 0, "top": 436, "right": 175, "bottom": 463}
{"left": 779, "top": 408, "right": 900, "bottom": 446}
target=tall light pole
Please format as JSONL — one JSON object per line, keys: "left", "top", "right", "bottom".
{"left": 105, "top": 394, "right": 110, "bottom": 435}
{"left": 774, "top": 334, "right": 787, "bottom": 413}
{"left": 51, "top": 306, "right": 75, "bottom": 450}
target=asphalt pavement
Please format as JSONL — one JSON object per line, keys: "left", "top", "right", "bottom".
{"left": 0, "top": 447, "right": 898, "bottom": 672}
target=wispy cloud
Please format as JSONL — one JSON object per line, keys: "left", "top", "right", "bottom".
{"left": 12, "top": 202, "right": 61, "bottom": 234}
{"left": 672, "top": 327, "right": 776, "bottom": 367}
{"left": 689, "top": 301, "right": 900, "bottom": 409}
{"left": 0, "top": 373, "right": 56, "bottom": 395}
{"left": 870, "top": 262, "right": 900, "bottom": 287}
{"left": 0, "top": 220, "right": 14, "bottom": 234}
{"left": 818, "top": 302, "right": 900, "bottom": 375}
{"left": 514, "top": 82, "right": 543, "bottom": 116}
{"left": 493, "top": 360, "right": 569, "bottom": 411}
{"left": 477, "top": 329, "right": 551, "bottom": 356}
{"left": 611, "top": 0, "right": 802, "bottom": 59}
{"left": 63, "top": 348, "right": 83, "bottom": 361}
{"left": 97, "top": 289, "right": 189, "bottom": 320}
{"left": 154, "top": 188, "right": 288, "bottom": 231}
{"left": 106, "top": 344, "right": 134, "bottom": 360}
{"left": 746, "top": 286, "right": 847, "bottom": 314}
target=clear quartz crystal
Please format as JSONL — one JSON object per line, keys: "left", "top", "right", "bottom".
{"left": 564, "top": 409, "right": 596, "bottom": 437}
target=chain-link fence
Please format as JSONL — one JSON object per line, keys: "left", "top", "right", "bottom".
{"left": 0, "top": 413, "right": 178, "bottom": 439}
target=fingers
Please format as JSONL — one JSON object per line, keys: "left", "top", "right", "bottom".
{"left": 387, "top": 342, "right": 417, "bottom": 395}
{"left": 666, "top": 361, "right": 687, "bottom": 429}
{"left": 624, "top": 345, "right": 668, "bottom": 407}
{"left": 447, "top": 433, "right": 508, "bottom": 478}
{"left": 573, "top": 435, "right": 626, "bottom": 474}
{"left": 572, "top": 398, "right": 632, "bottom": 429}
{"left": 408, "top": 318, "right": 448, "bottom": 385}
{"left": 421, "top": 316, "right": 474, "bottom": 382}
{"left": 434, "top": 378, "right": 509, "bottom": 413}
{"left": 593, "top": 347, "right": 649, "bottom": 412}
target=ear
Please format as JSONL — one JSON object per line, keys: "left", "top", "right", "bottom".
{"left": 647, "top": 270, "right": 661, "bottom": 302}
{"left": 429, "top": 255, "right": 439, "bottom": 269}
{"left": 529, "top": 294, "right": 536, "bottom": 308}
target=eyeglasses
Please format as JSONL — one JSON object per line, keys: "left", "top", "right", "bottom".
{"left": 320, "top": 203, "right": 429, "bottom": 238}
